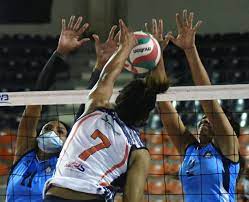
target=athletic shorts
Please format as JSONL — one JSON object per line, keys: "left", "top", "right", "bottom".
{"left": 43, "top": 195, "right": 104, "bottom": 202}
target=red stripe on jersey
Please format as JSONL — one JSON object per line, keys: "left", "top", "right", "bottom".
{"left": 100, "top": 144, "right": 129, "bottom": 181}
{"left": 58, "top": 112, "right": 102, "bottom": 166}
{"left": 133, "top": 37, "right": 158, "bottom": 65}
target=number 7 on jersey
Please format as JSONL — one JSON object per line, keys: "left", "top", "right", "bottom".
{"left": 79, "top": 130, "right": 111, "bottom": 161}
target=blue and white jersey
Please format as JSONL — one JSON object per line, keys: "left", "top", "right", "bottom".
{"left": 6, "top": 150, "right": 57, "bottom": 202}
{"left": 45, "top": 109, "right": 145, "bottom": 199}
{"left": 179, "top": 143, "right": 240, "bottom": 202}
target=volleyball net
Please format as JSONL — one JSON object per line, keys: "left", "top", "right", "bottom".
{"left": 0, "top": 85, "right": 249, "bottom": 202}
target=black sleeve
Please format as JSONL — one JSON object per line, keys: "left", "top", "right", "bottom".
{"left": 75, "top": 68, "right": 102, "bottom": 121}
{"left": 35, "top": 51, "right": 69, "bottom": 91}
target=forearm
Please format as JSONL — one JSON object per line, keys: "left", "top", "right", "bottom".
{"left": 18, "top": 106, "right": 42, "bottom": 138}
{"left": 35, "top": 51, "right": 68, "bottom": 90}
{"left": 14, "top": 105, "right": 42, "bottom": 163}
{"left": 90, "top": 46, "right": 130, "bottom": 100}
{"left": 184, "top": 46, "right": 211, "bottom": 86}
{"left": 158, "top": 101, "right": 196, "bottom": 154}
{"left": 86, "top": 68, "right": 102, "bottom": 90}
{"left": 75, "top": 68, "right": 102, "bottom": 121}
{"left": 184, "top": 46, "right": 217, "bottom": 112}
{"left": 100, "top": 45, "right": 130, "bottom": 83}
{"left": 146, "top": 56, "right": 169, "bottom": 93}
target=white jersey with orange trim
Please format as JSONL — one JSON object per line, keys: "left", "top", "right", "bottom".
{"left": 45, "top": 109, "right": 145, "bottom": 196}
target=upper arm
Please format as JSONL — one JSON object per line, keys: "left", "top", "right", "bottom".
{"left": 123, "top": 149, "right": 150, "bottom": 202}
{"left": 201, "top": 100, "right": 239, "bottom": 162}
{"left": 158, "top": 101, "right": 197, "bottom": 155}
{"left": 14, "top": 105, "right": 42, "bottom": 164}
{"left": 84, "top": 47, "right": 129, "bottom": 114}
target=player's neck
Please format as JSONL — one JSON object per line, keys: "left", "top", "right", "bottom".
{"left": 37, "top": 149, "right": 56, "bottom": 161}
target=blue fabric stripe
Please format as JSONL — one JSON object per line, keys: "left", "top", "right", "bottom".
{"left": 101, "top": 109, "right": 144, "bottom": 148}
{"left": 221, "top": 157, "right": 230, "bottom": 193}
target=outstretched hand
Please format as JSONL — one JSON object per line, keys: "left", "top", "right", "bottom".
{"left": 167, "top": 10, "right": 202, "bottom": 50}
{"left": 92, "top": 25, "right": 119, "bottom": 69}
{"left": 145, "top": 18, "right": 170, "bottom": 50}
{"left": 119, "top": 19, "right": 138, "bottom": 51}
{"left": 56, "top": 16, "right": 90, "bottom": 55}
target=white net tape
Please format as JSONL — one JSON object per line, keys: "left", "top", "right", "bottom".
{"left": 1, "top": 84, "right": 249, "bottom": 106}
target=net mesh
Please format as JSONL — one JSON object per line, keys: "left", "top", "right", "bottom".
{"left": 0, "top": 87, "right": 249, "bottom": 202}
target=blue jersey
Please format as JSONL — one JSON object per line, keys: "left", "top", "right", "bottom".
{"left": 179, "top": 143, "right": 240, "bottom": 202}
{"left": 6, "top": 150, "right": 57, "bottom": 202}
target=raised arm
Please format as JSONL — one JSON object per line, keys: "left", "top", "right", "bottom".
{"left": 75, "top": 25, "right": 119, "bottom": 120}
{"left": 144, "top": 19, "right": 197, "bottom": 154}
{"left": 168, "top": 10, "right": 239, "bottom": 162}
{"left": 84, "top": 20, "right": 137, "bottom": 114}
{"left": 14, "top": 16, "right": 90, "bottom": 164}
{"left": 144, "top": 19, "right": 169, "bottom": 93}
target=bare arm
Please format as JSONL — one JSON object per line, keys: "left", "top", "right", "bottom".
{"left": 158, "top": 102, "right": 197, "bottom": 155}
{"left": 14, "top": 16, "right": 90, "bottom": 163}
{"left": 84, "top": 20, "right": 137, "bottom": 114}
{"left": 123, "top": 149, "right": 150, "bottom": 202}
{"left": 145, "top": 19, "right": 169, "bottom": 93}
{"left": 13, "top": 106, "right": 41, "bottom": 164}
{"left": 145, "top": 19, "right": 196, "bottom": 154}
{"left": 75, "top": 26, "right": 120, "bottom": 120}
{"left": 168, "top": 10, "right": 239, "bottom": 162}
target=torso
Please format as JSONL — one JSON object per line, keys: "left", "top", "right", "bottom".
{"left": 45, "top": 109, "right": 146, "bottom": 200}
{"left": 6, "top": 150, "right": 57, "bottom": 202}
{"left": 179, "top": 143, "right": 240, "bottom": 202}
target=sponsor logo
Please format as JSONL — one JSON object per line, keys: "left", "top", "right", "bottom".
{"left": 133, "top": 47, "right": 151, "bottom": 53}
{"left": 0, "top": 93, "right": 10, "bottom": 104}
{"left": 65, "top": 161, "right": 85, "bottom": 173}
{"left": 203, "top": 151, "right": 213, "bottom": 158}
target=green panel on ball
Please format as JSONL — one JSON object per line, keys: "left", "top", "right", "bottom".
{"left": 137, "top": 37, "right": 150, "bottom": 44}
{"left": 136, "top": 61, "right": 156, "bottom": 70}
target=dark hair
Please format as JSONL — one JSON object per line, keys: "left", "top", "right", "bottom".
{"left": 200, "top": 107, "right": 240, "bottom": 137}
{"left": 115, "top": 79, "right": 157, "bottom": 127}
{"left": 38, "top": 120, "right": 71, "bottom": 136}
{"left": 59, "top": 121, "right": 71, "bottom": 136}
{"left": 222, "top": 107, "right": 240, "bottom": 137}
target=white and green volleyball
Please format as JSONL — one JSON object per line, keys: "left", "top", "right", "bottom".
{"left": 124, "top": 31, "right": 161, "bottom": 74}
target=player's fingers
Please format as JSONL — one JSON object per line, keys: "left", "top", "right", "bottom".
{"left": 158, "top": 19, "right": 163, "bottom": 39}
{"left": 193, "top": 20, "right": 203, "bottom": 31}
{"left": 108, "top": 25, "right": 118, "bottom": 41}
{"left": 166, "top": 31, "right": 176, "bottom": 44}
{"left": 152, "top": 18, "right": 158, "bottom": 35}
{"left": 79, "top": 38, "right": 91, "bottom": 46}
{"left": 92, "top": 34, "right": 100, "bottom": 47}
{"left": 176, "top": 13, "right": 183, "bottom": 33}
{"left": 183, "top": 9, "right": 189, "bottom": 27}
{"left": 77, "top": 23, "right": 89, "bottom": 35}
{"left": 73, "top": 16, "right": 83, "bottom": 31}
{"left": 68, "top": 16, "right": 75, "bottom": 29}
{"left": 61, "top": 18, "right": 66, "bottom": 31}
{"left": 189, "top": 12, "right": 194, "bottom": 29}
{"left": 114, "top": 30, "right": 120, "bottom": 42}
{"left": 145, "top": 22, "right": 149, "bottom": 33}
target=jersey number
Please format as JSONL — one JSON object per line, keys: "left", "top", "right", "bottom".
{"left": 79, "top": 130, "right": 111, "bottom": 161}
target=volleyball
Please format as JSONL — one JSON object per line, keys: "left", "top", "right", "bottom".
{"left": 124, "top": 31, "right": 161, "bottom": 74}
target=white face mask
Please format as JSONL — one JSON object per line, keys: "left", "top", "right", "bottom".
{"left": 37, "top": 131, "right": 63, "bottom": 153}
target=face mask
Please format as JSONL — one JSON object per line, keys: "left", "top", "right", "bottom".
{"left": 37, "top": 131, "right": 63, "bottom": 153}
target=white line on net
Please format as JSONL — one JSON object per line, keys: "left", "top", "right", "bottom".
{"left": 0, "top": 84, "right": 249, "bottom": 106}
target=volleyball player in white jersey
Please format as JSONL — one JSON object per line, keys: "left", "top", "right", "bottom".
{"left": 44, "top": 19, "right": 169, "bottom": 202}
